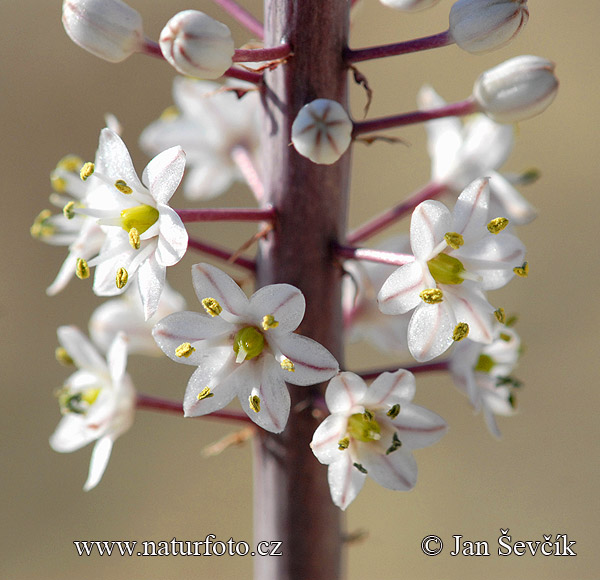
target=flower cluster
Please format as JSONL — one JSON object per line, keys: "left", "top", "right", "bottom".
{"left": 35, "top": 0, "right": 556, "bottom": 514}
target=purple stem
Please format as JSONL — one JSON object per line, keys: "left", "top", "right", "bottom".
{"left": 141, "top": 38, "right": 163, "bottom": 59}
{"left": 347, "top": 181, "right": 448, "bottom": 244}
{"left": 335, "top": 244, "right": 415, "bottom": 267}
{"left": 357, "top": 360, "right": 450, "bottom": 382}
{"left": 223, "top": 66, "right": 264, "bottom": 84}
{"left": 346, "top": 30, "right": 453, "bottom": 63}
{"left": 352, "top": 97, "right": 479, "bottom": 137}
{"left": 211, "top": 0, "right": 265, "bottom": 39}
{"left": 136, "top": 393, "right": 253, "bottom": 424}
{"left": 233, "top": 43, "right": 292, "bottom": 63}
{"left": 176, "top": 207, "right": 276, "bottom": 223}
{"left": 187, "top": 236, "right": 256, "bottom": 272}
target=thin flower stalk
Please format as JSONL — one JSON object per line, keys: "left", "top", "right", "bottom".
{"left": 346, "top": 30, "right": 453, "bottom": 63}
{"left": 352, "top": 97, "right": 478, "bottom": 137}
{"left": 231, "top": 145, "right": 265, "bottom": 203}
{"left": 210, "top": 0, "right": 264, "bottom": 40}
{"left": 233, "top": 43, "right": 292, "bottom": 63}
{"left": 357, "top": 360, "right": 450, "bottom": 382}
{"left": 186, "top": 236, "right": 256, "bottom": 272}
{"left": 335, "top": 244, "right": 415, "bottom": 268}
{"left": 175, "top": 207, "right": 276, "bottom": 223}
{"left": 347, "top": 181, "right": 447, "bottom": 244}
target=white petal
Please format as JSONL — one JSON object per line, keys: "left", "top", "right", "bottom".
{"left": 324, "top": 372, "right": 367, "bottom": 413}
{"left": 362, "top": 370, "right": 416, "bottom": 407}
{"left": 156, "top": 205, "right": 188, "bottom": 267}
{"left": 410, "top": 200, "right": 452, "bottom": 260}
{"left": 359, "top": 448, "right": 417, "bottom": 491}
{"left": 389, "top": 403, "right": 448, "bottom": 449}
{"left": 272, "top": 333, "right": 339, "bottom": 386}
{"left": 58, "top": 326, "right": 106, "bottom": 372}
{"left": 377, "top": 261, "right": 431, "bottom": 315}
{"left": 241, "top": 359, "right": 291, "bottom": 433}
{"left": 311, "top": 414, "right": 349, "bottom": 464}
{"left": 83, "top": 436, "right": 114, "bottom": 491}
{"left": 191, "top": 263, "right": 249, "bottom": 316}
{"left": 328, "top": 453, "right": 366, "bottom": 510}
{"left": 248, "top": 284, "right": 306, "bottom": 333}
{"left": 453, "top": 178, "right": 490, "bottom": 239}
{"left": 143, "top": 146, "right": 186, "bottom": 204}
{"left": 49, "top": 414, "right": 98, "bottom": 453}
{"left": 488, "top": 172, "right": 537, "bottom": 224}
{"left": 96, "top": 129, "right": 145, "bottom": 192}
{"left": 107, "top": 332, "right": 128, "bottom": 386}
{"left": 408, "top": 302, "right": 455, "bottom": 362}
{"left": 137, "top": 255, "right": 165, "bottom": 320}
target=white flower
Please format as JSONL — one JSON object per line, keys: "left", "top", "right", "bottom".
{"left": 378, "top": 178, "right": 526, "bottom": 362}
{"left": 31, "top": 155, "right": 107, "bottom": 295}
{"left": 80, "top": 128, "right": 188, "bottom": 320}
{"left": 418, "top": 85, "right": 537, "bottom": 224}
{"left": 159, "top": 10, "right": 234, "bottom": 79}
{"left": 152, "top": 263, "right": 340, "bottom": 433}
{"left": 449, "top": 0, "right": 528, "bottom": 55}
{"left": 291, "top": 99, "right": 353, "bottom": 165}
{"left": 473, "top": 55, "right": 559, "bottom": 123}
{"left": 62, "top": 0, "right": 144, "bottom": 63}
{"left": 140, "top": 77, "right": 261, "bottom": 200}
{"left": 311, "top": 371, "right": 447, "bottom": 510}
{"left": 450, "top": 323, "right": 520, "bottom": 437}
{"left": 90, "top": 281, "right": 186, "bottom": 356}
{"left": 343, "top": 236, "right": 412, "bottom": 354}
{"left": 50, "top": 327, "right": 135, "bottom": 491}
{"left": 379, "top": 0, "right": 441, "bottom": 11}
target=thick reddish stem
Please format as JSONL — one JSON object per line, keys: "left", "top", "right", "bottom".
{"left": 352, "top": 98, "right": 478, "bottom": 137}
{"left": 346, "top": 30, "right": 453, "bottom": 63}
{"left": 254, "top": 1, "right": 350, "bottom": 578}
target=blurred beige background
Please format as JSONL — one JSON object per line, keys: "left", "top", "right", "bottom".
{"left": 2, "top": 1, "right": 598, "bottom": 578}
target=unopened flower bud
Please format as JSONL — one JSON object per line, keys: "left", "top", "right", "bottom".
{"left": 291, "top": 99, "right": 353, "bottom": 165}
{"left": 449, "top": 0, "right": 528, "bottom": 54}
{"left": 473, "top": 56, "right": 558, "bottom": 123}
{"left": 159, "top": 10, "right": 234, "bottom": 79}
{"left": 379, "top": 0, "right": 441, "bottom": 11}
{"left": 62, "top": 0, "right": 143, "bottom": 63}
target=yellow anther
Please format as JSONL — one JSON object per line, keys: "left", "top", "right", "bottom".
{"left": 116, "top": 267, "right": 128, "bottom": 289}
{"left": 202, "top": 297, "right": 222, "bottom": 317}
{"left": 55, "top": 347, "right": 74, "bottom": 367}
{"left": 338, "top": 437, "right": 350, "bottom": 450}
{"left": 63, "top": 201, "right": 76, "bottom": 220}
{"left": 499, "top": 332, "right": 512, "bottom": 342}
{"left": 115, "top": 179, "right": 132, "bottom": 194}
{"left": 81, "top": 387, "right": 101, "bottom": 406}
{"left": 420, "top": 288, "right": 443, "bottom": 304}
{"left": 80, "top": 162, "right": 95, "bottom": 181}
{"left": 197, "top": 387, "right": 214, "bottom": 401}
{"left": 262, "top": 314, "right": 279, "bottom": 331}
{"left": 76, "top": 258, "right": 90, "bottom": 280}
{"left": 57, "top": 155, "right": 84, "bottom": 172}
{"left": 30, "top": 210, "right": 54, "bottom": 238}
{"left": 487, "top": 217, "right": 509, "bottom": 234}
{"left": 513, "top": 262, "right": 529, "bottom": 278}
{"left": 444, "top": 232, "right": 464, "bottom": 249}
{"left": 249, "top": 395, "right": 261, "bottom": 413}
{"left": 385, "top": 432, "right": 402, "bottom": 455}
{"left": 494, "top": 307, "right": 506, "bottom": 324}
{"left": 160, "top": 105, "right": 180, "bottom": 120}
{"left": 520, "top": 168, "right": 540, "bottom": 185}
{"left": 280, "top": 358, "right": 295, "bottom": 372}
{"left": 175, "top": 342, "right": 195, "bottom": 358}
{"left": 453, "top": 322, "right": 470, "bottom": 342}
{"left": 387, "top": 404, "right": 400, "bottom": 419}
{"left": 506, "top": 314, "right": 519, "bottom": 327}
{"left": 128, "top": 227, "right": 141, "bottom": 250}
{"left": 50, "top": 173, "right": 67, "bottom": 193}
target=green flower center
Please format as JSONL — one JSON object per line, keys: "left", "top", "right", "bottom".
{"left": 347, "top": 412, "right": 381, "bottom": 443}
{"left": 57, "top": 387, "right": 101, "bottom": 415}
{"left": 475, "top": 354, "right": 495, "bottom": 373}
{"left": 427, "top": 253, "right": 466, "bottom": 285}
{"left": 120, "top": 204, "right": 159, "bottom": 235}
{"left": 233, "top": 326, "right": 265, "bottom": 362}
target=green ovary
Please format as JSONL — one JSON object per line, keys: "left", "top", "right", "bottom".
{"left": 427, "top": 253, "right": 466, "bottom": 285}
{"left": 475, "top": 354, "right": 495, "bottom": 373}
{"left": 347, "top": 412, "right": 381, "bottom": 443}
{"left": 121, "top": 205, "right": 159, "bottom": 234}
{"left": 233, "top": 327, "right": 265, "bottom": 361}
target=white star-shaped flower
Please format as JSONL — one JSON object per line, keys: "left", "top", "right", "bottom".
{"left": 450, "top": 322, "right": 521, "bottom": 437}
{"left": 140, "top": 77, "right": 261, "bottom": 200}
{"left": 80, "top": 128, "right": 188, "bottom": 320}
{"left": 152, "top": 263, "right": 340, "bottom": 433}
{"left": 378, "top": 178, "right": 526, "bottom": 362}
{"left": 50, "top": 326, "right": 135, "bottom": 491}
{"left": 310, "top": 371, "right": 447, "bottom": 510}
{"left": 419, "top": 84, "right": 537, "bottom": 224}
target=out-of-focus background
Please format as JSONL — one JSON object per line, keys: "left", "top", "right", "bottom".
{"left": 2, "top": 1, "right": 598, "bottom": 578}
